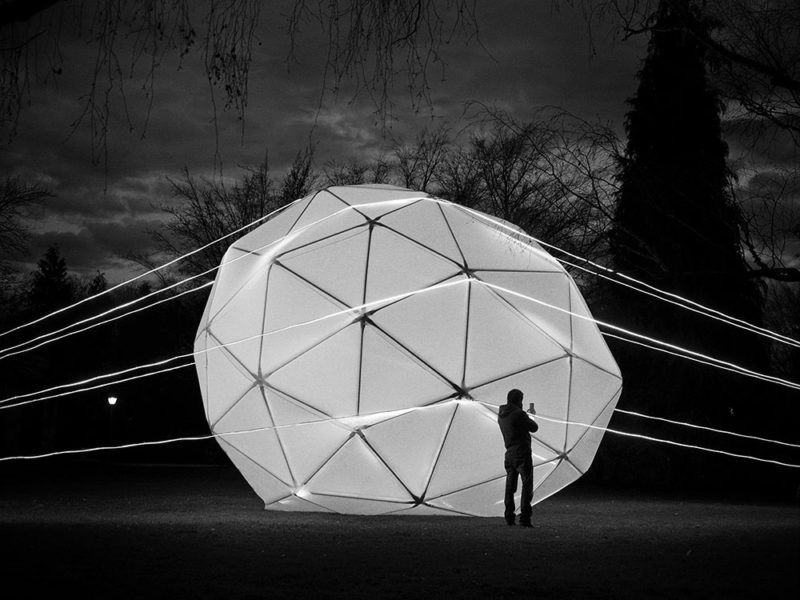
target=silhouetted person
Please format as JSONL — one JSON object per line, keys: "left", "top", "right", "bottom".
{"left": 497, "top": 388, "right": 538, "bottom": 527}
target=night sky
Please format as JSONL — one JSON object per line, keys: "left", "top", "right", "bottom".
{"left": 0, "top": 2, "right": 647, "bottom": 282}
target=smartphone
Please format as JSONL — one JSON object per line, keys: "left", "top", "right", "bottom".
{"left": 528, "top": 402, "right": 536, "bottom": 415}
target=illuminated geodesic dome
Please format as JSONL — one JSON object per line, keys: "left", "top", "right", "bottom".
{"left": 194, "top": 184, "right": 622, "bottom": 516}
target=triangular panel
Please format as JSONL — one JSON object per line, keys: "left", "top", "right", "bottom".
{"left": 278, "top": 228, "right": 370, "bottom": 308}
{"left": 204, "top": 346, "right": 255, "bottom": 424}
{"left": 427, "top": 476, "right": 505, "bottom": 517}
{"left": 442, "top": 206, "right": 561, "bottom": 272}
{"left": 362, "top": 402, "right": 457, "bottom": 497}
{"left": 267, "top": 494, "right": 334, "bottom": 513}
{"left": 531, "top": 459, "right": 560, "bottom": 502}
{"left": 218, "top": 441, "right": 290, "bottom": 505}
{"left": 370, "top": 277, "right": 469, "bottom": 385}
{"left": 267, "top": 324, "right": 361, "bottom": 417}
{"left": 230, "top": 199, "right": 305, "bottom": 255}
{"left": 426, "top": 403, "right": 505, "bottom": 498}
{"left": 261, "top": 264, "right": 353, "bottom": 374}
{"left": 207, "top": 267, "right": 269, "bottom": 375}
{"left": 569, "top": 284, "right": 621, "bottom": 376}
{"left": 359, "top": 326, "right": 455, "bottom": 415}
{"left": 264, "top": 388, "right": 328, "bottom": 426}
{"left": 281, "top": 204, "right": 368, "bottom": 254}
{"left": 207, "top": 247, "right": 263, "bottom": 318}
{"left": 303, "top": 493, "right": 411, "bottom": 515}
{"left": 378, "top": 199, "right": 464, "bottom": 265}
{"left": 327, "top": 185, "right": 425, "bottom": 213}
{"left": 306, "top": 435, "right": 411, "bottom": 502}
{"left": 531, "top": 459, "right": 582, "bottom": 503}
{"left": 465, "top": 282, "right": 567, "bottom": 387}
{"left": 290, "top": 189, "right": 355, "bottom": 232}
{"left": 276, "top": 420, "right": 352, "bottom": 485}
{"left": 567, "top": 389, "right": 620, "bottom": 473}
{"left": 366, "top": 225, "right": 461, "bottom": 305}
{"left": 566, "top": 358, "right": 623, "bottom": 449}
{"left": 214, "top": 387, "right": 292, "bottom": 485}
{"left": 478, "top": 271, "right": 572, "bottom": 350}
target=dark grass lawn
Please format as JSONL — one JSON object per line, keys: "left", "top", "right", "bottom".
{"left": 1, "top": 460, "right": 798, "bottom": 599}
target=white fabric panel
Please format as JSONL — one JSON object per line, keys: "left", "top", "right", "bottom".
{"left": 205, "top": 344, "right": 254, "bottom": 424}
{"left": 267, "top": 325, "right": 361, "bottom": 418}
{"left": 275, "top": 420, "right": 351, "bottom": 485}
{"left": 532, "top": 459, "right": 559, "bottom": 497}
{"left": 207, "top": 267, "right": 268, "bottom": 375}
{"left": 426, "top": 403, "right": 505, "bottom": 498}
{"left": 208, "top": 247, "right": 262, "bottom": 317}
{"left": 230, "top": 200, "right": 304, "bottom": 254}
{"left": 194, "top": 330, "right": 210, "bottom": 418}
{"left": 566, "top": 358, "right": 623, "bottom": 449}
{"left": 370, "top": 278, "right": 469, "bottom": 385}
{"left": 213, "top": 385, "right": 269, "bottom": 432}
{"left": 306, "top": 436, "right": 411, "bottom": 502}
{"left": 278, "top": 229, "right": 370, "bottom": 308}
{"left": 362, "top": 402, "right": 457, "bottom": 497}
{"left": 194, "top": 289, "right": 214, "bottom": 345}
{"left": 303, "top": 493, "right": 411, "bottom": 516}
{"left": 443, "top": 205, "right": 562, "bottom": 272}
{"left": 378, "top": 200, "right": 464, "bottom": 263}
{"left": 427, "top": 477, "right": 505, "bottom": 517}
{"left": 359, "top": 327, "right": 455, "bottom": 415}
{"left": 261, "top": 265, "right": 352, "bottom": 374}
{"left": 264, "top": 389, "right": 327, "bottom": 426}
{"left": 530, "top": 437, "right": 562, "bottom": 465}
{"left": 569, "top": 283, "right": 621, "bottom": 376}
{"left": 568, "top": 390, "right": 621, "bottom": 473}
{"left": 365, "top": 225, "right": 461, "bottom": 305}
{"left": 281, "top": 205, "right": 369, "bottom": 254}
{"left": 478, "top": 271, "right": 572, "bottom": 350}
{"left": 214, "top": 387, "right": 293, "bottom": 485}
{"left": 337, "top": 409, "right": 408, "bottom": 430}
{"left": 290, "top": 190, "right": 353, "bottom": 232}
{"left": 531, "top": 459, "right": 582, "bottom": 504}
{"left": 218, "top": 440, "right": 290, "bottom": 505}
{"left": 267, "top": 495, "right": 334, "bottom": 513}
{"left": 344, "top": 196, "right": 421, "bottom": 222}
{"left": 326, "top": 184, "right": 425, "bottom": 210}
{"left": 465, "top": 282, "right": 566, "bottom": 387}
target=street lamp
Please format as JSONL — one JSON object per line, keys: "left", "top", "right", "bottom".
{"left": 107, "top": 396, "right": 118, "bottom": 448}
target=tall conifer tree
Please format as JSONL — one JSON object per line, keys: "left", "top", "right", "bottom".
{"left": 605, "top": 0, "right": 766, "bottom": 486}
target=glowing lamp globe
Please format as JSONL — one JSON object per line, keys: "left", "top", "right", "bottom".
{"left": 194, "top": 185, "right": 622, "bottom": 516}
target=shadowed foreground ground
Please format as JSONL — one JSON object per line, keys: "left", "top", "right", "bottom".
{"left": 1, "top": 461, "right": 798, "bottom": 599}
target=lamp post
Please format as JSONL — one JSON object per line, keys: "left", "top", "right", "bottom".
{"left": 107, "top": 396, "right": 117, "bottom": 448}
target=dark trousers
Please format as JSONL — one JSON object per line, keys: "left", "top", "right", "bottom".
{"left": 504, "top": 453, "right": 533, "bottom": 524}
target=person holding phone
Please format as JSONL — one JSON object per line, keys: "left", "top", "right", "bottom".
{"left": 497, "top": 388, "right": 539, "bottom": 527}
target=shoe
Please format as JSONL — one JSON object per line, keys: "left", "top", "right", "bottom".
{"left": 519, "top": 521, "right": 532, "bottom": 528}
{"left": 505, "top": 520, "right": 515, "bottom": 526}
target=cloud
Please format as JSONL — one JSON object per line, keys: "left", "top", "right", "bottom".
{"left": 1, "top": 2, "right": 648, "bottom": 282}
{"left": 17, "top": 216, "right": 164, "bottom": 278}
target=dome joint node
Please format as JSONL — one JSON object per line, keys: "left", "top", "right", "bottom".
{"left": 455, "top": 387, "right": 473, "bottom": 401}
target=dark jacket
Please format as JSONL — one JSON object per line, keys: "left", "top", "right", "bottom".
{"left": 498, "top": 403, "right": 539, "bottom": 457}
